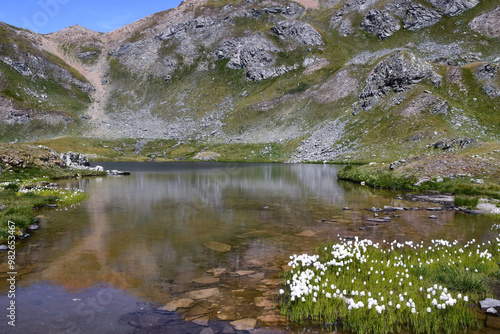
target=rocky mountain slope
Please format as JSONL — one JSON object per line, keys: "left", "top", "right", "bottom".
{"left": 0, "top": 0, "right": 499, "bottom": 162}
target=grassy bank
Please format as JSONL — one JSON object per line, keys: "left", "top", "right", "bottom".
{"left": 0, "top": 143, "right": 105, "bottom": 243}
{"left": 338, "top": 154, "right": 500, "bottom": 200}
{"left": 280, "top": 236, "right": 500, "bottom": 334}
{"left": 34, "top": 136, "right": 301, "bottom": 162}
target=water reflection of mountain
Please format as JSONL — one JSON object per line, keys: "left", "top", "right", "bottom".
{"left": 90, "top": 163, "right": 347, "bottom": 209}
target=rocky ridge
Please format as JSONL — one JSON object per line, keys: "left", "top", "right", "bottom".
{"left": 0, "top": 0, "right": 498, "bottom": 163}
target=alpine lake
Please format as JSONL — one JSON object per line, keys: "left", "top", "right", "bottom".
{"left": 1, "top": 162, "right": 498, "bottom": 333}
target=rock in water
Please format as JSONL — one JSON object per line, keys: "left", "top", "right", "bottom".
{"left": 203, "top": 241, "right": 231, "bottom": 252}
{"left": 186, "top": 288, "right": 220, "bottom": 300}
{"left": 156, "top": 298, "right": 195, "bottom": 312}
{"left": 230, "top": 318, "right": 257, "bottom": 331}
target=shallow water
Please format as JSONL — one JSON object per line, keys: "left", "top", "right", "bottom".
{"left": 0, "top": 162, "right": 498, "bottom": 333}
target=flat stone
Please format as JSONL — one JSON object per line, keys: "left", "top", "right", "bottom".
{"left": 486, "top": 307, "right": 498, "bottom": 315}
{"left": 255, "top": 297, "right": 274, "bottom": 308}
{"left": 207, "top": 267, "right": 227, "bottom": 276}
{"left": 383, "top": 206, "right": 404, "bottom": 211}
{"left": 480, "top": 298, "right": 500, "bottom": 310}
{"left": 262, "top": 279, "right": 281, "bottom": 286}
{"left": 192, "top": 316, "right": 210, "bottom": 326}
{"left": 426, "top": 207, "right": 442, "bottom": 211}
{"left": 230, "top": 318, "right": 257, "bottom": 331}
{"left": 186, "top": 288, "right": 220, "bottom": 300}
{"left": 192, "top": 277, "right": 220, "bottom": 284}
{"left": 429, "top": 215, "right": 438, "bottom": 219}
{"left": 217, "top": 306, "right": 237, "bottom": 321}
{"left": 156, "top": 298, "right": 195, "bottom": 312}
{"left": 222, "top": 325, "right": 236, "bottom": 333}
{"left": 200, "top": 328, "right": 214, "bottom": 334}
{"left": 184, "top": 305, "right": 210, "bottom": 317}
{"left": 366, "top": 218, "right": 388, "bottom": 222}
{"left": 235, "top": 230, "right": 270, "bottom": 238}
{"left": 342, "top": 207, "right": 351, "bottom": 210}
{"left": 234, "top": 270, "right": 255, "bottom": 276}
{"left": 257, "top": 314, "right": 286, "bottom": 326}
{"left": 296, "top": 230, "right": 316, "bottom": 237}
{"left": 203, "top": 241, "right": 231, "bottom": 252}
{"left": 247, "top": 259, "right": 265, "bottom": 267}
{"left": 249, "top": 272, "right": 265, "bottom": 279}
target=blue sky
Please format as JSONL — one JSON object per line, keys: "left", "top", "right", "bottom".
{"left": 0, "top": 0, "right": 183, "bottom": 34}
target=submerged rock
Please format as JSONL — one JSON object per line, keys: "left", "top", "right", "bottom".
{"left": 230, "top": 318, "right": 257, "bottom": 331}
{"left": 186, "top": 288, "right": 220, "bottom": 300}
{"left": 156, "top": 298, "right": 195, "bottom": 312}
{"left": 203, "top": 241, "right": 231, "bottom": 252}
{"left": 192, "top": 277, "right": 220, "bottom": 284}
{"left": 296, "top": 230, "right": 316, "bottom": 237}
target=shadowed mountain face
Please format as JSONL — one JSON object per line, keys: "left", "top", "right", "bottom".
{"left": 0, "top": 0, "right": 498, "bottom": 162}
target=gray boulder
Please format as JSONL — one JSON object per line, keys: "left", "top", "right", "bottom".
{"left": 483, "top": 85, "right": 500, "bottom": 98}
{"left": 271, "top": 20, "right": 324, "bottom": 46}
{"left": 60, "top": 152, "right": 90, "bottom": 168}
{"left": 480, "top": 298, "right": 500, "bottom": 310}
{"left": 214, "top": 34, "right": 282, "bottom": 81}
{"left": 427, "top": 0, "right": 479, "bottom": 16}
{"left": 475, "top": 63, "right": 497, "bottom": 79}
{"left": 77, "top": 51, "right": 98, "bottom": 59}
{"left": 361, "top": 10, "right": 401, "bottom": 39}
{"left": 360, "top": 51, "right": 441, "bottom": 100}
{"left": 339, "top": 18, "right": 355, "bottom": 36}
{"left": 263, "top": 2, "right": 304, "bottom": 16}
{"left": 403, "top": 3, "right": 442, "bottom": 31}
{"left": 469, "top": 6, "right": 500, "bottom": 38}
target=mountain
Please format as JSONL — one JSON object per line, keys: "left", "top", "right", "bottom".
{"left": 0, "top": 0, "right": 499, "bottom": 162}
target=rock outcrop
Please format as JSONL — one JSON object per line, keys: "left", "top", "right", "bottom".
{"left": 361, "top": 10, "right": 401, "bottom": 39}
{"left": 427, "top": 0, "right": 479, "bottom": 16}
{"left": 60, "top": 152, "right": 90, "bottom": 168}
{"left": 403, "top": 3, "right": 442, "bottom": 30}
{"left": 360, "top": 51, "right": 441, "bottom": 100}
{"left": 469, "top": 6, "right": 500, "bottom": 38}
{"left": 214, "top": 34, "right": 290, "bottom": 81}
{"left": 271, "top": 20, "right": 324, "bottom": 46}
